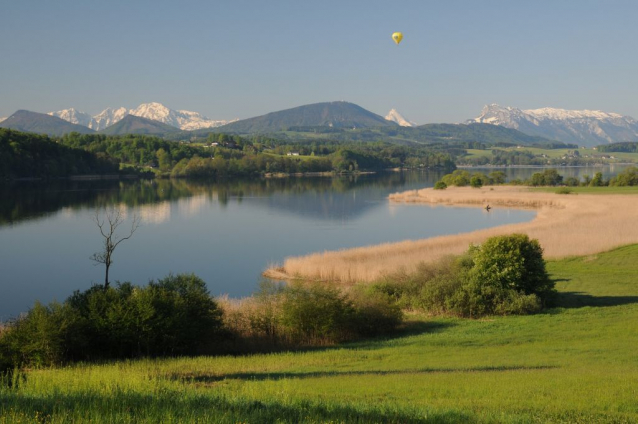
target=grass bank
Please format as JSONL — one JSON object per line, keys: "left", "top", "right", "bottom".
{"left": 266, "top": 185, "right": 638, "bottom": 283}
{"left": 2, "top": 245, "right": 638, "bottom": 422}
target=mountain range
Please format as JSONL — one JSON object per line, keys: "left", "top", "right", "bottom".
{"left": 469, "top": 104, "right": 638, "bottom": 147}
{"left": 48, "top": 102, "right": 237, "bottom": 131}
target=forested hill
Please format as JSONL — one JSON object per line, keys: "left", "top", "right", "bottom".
{"left": 0, "top": 129, "right": 118, "bottom": 179}
{"left": 212, "top": 101, "right": 396, "bottom": 134}
{"left": 412, "top": 123, "right": 557, "bottom": 146}
{"left": 203, "top": 120, "right": 561, "bottom": 147}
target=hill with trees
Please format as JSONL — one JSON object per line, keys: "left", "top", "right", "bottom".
{"left": 0, "top": 129, "right": 118, "bottom": 179}
{"left": 213, "top": 101, "right": 396, "bottom": 134}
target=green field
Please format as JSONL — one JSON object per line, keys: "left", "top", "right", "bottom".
{"left": 2, "top": 246, "right": 638, "bottom": 423}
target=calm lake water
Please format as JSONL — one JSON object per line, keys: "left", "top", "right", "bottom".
{"left": 0, "top": 166, "right": 627, "bottom": 319}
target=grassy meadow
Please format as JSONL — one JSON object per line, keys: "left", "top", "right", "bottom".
{"left": 2, "top": 245, "right": 638, "bottom": 423}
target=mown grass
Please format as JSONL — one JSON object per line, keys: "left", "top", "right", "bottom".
{"left": 3, "top": 245, "right": 638, "bottom": 422}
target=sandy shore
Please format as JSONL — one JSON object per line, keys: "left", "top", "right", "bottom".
{"left": 264, "top": 186, "right": 638, "bottom": 283}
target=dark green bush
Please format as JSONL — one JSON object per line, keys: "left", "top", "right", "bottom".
{"left": 564, "top": 177, "right": 580, "bottom": 187}
{"left": 433, "top": 181, "right": 447, "bottom": 190}
{"left": 470, "top": 175, "right": 483, "bottom": 188}
{"left": 0, "top": 274, "right": 224, "bottom": 369}
{"left": 348, "top": 287, "right": 402, "bottom": 336}
{"left": 279, "top": 284, "right": 355, "bottom": 344}
{"left": 470, "top": 234, "right": 554, "bottom": 300}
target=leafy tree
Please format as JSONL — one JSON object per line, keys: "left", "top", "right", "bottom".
{"left": 589, "top": 172, "right": 605, "bottom": 187}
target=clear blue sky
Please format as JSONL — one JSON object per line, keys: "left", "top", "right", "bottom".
{"left": 1, "top": 0, "right": 637, "bottom": 124}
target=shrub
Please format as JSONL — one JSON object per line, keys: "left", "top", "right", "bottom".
{"left": 488, "top": 171, "right": 506, "bottom": 184}
{"left": 433, "top": 181, "right": 447, "bottom": 190}
{"left": 555, "top": 187, "right": 573, "bottom": 194}
{"left": 528, "top": 169, "right": 563, "bottom": 186}
{"left": 348, "top": 287, "right": 402, "bottom": 336}
{"left": 279, "top": 284, "right": 355, "bottom": 344}
{"left": 468, "top": 234, "right": 555, "bottom": 302}
{"left": 564, "top": 177, "right": 580, "bottom": 187}
{"left": 0, "top": 302, "right": 76, "bottom": 370}
{"left": 470, "top": 175, "right": 483, "bottom": 188}
{"left": 371, "top": 235, "right": 555, "bottom": 318}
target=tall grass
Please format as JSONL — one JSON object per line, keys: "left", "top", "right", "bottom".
{"left": 267, "top": 186, "right": 638, "bottom": 283}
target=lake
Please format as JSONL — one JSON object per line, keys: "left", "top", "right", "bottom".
{"left": 0, "top": 166, "right": 627, "bottom": 319}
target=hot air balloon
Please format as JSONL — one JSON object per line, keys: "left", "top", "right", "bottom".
{"left": 392, "top": 32, "right": 403, "bottom": 45}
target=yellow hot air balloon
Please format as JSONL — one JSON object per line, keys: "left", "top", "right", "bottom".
{"left": 392, "top": 32, "right": 403, "bottom": 45}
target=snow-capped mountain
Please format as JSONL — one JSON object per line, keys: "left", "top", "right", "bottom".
{"left": 468, "top": 104, "right": 638, "bottom": 147}
{"left": 49, "top": 103, "right": 237, "bottom": 132}
{"left": 385, "top": 109, "right": 416, "bottom": 127}
{"left": 90, "top": 107, "right": 129, "bottom": 131}
{"left": 128, "top": 102, "right": 236, "bottom": 131}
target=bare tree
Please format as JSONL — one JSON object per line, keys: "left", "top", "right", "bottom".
{"left": 91, "top": 208, "right": 141, "bottom": 289}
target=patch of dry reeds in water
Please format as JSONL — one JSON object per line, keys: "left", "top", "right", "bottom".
{"left": 265, "top": 186, "right": 638, "bottom": 283}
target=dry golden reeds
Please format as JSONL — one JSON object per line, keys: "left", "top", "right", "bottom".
{"left": 264, "top": 186, "right": 638, "bottom": 284}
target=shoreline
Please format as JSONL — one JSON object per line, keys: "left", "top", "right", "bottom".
{"left": 264, "top": 185, "right": 638, "bottom": 284}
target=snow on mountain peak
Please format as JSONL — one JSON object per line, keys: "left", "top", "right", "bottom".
{"left": 385, "top": 108, "right": 416, "bottom": 127}
{"left": 469, "top": 103, "right": 638, "bottom": 146}
{"left": 48, "top": 108, "right": 93, "bottom": 127}
{"left": 48, "top": 103, "right": 237, "bottom": 131}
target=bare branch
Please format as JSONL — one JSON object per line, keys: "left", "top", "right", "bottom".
{"left": 91, "top": 207, "right": 141, "bottom": 289}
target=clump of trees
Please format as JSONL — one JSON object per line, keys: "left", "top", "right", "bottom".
{"left": 436, "top": 170, "right": 506, "bottom": 188}
{"left": 0, "top": 274, "right": 224, "bottom": 369}
{"left": 371, "top": 234, "right": 556, "bottom": 317}
{"left": 436, "top": 168, "right": 638, "bottom": 189}
{"left": 0, "top": 129, "right": 119, "bottom": 179}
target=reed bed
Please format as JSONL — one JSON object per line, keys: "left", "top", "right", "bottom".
{"left": 265, "top": 186, "right": 638, "bottom": 283}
